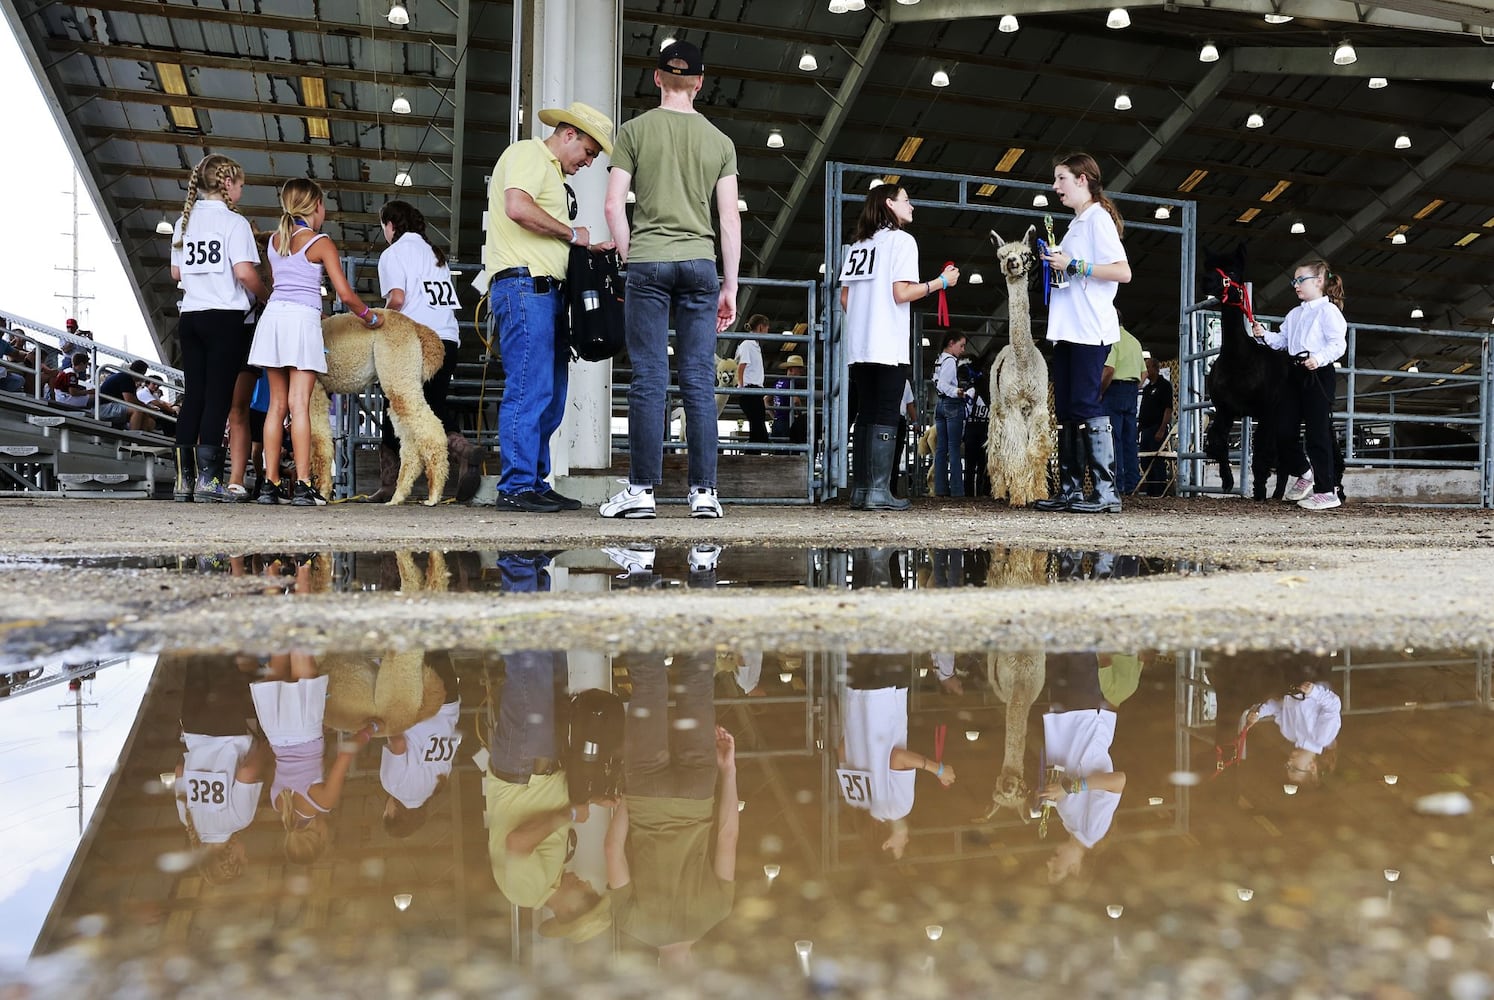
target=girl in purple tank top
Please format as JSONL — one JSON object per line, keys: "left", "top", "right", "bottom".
{"left": 247, "top": 178, "right": 384, "bottom": 507}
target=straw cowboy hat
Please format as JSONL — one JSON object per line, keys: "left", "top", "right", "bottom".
{"left": 538, "top": 891, "right": 613, "bottom": 942}
{"left": 538, "top": 101, "right": 615, "bottom": 157}
{"left": 783, "top": 355, "right": 807, "bottom": 368}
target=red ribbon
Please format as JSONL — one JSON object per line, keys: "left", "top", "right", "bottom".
{"left": 936, "top": 262, "right": 953, "bottom": 327}
{"left": 933, "top": 723, "right": 947, "bottom": 764}
{"left": 1214, "top": 267, "right": 1256, "bottom": 327}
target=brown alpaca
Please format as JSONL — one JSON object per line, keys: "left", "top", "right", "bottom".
{"left": 986, "top": 228, "right": 1054, "bottom": 507}
{"left": 309, "top": 311, "right": 448, "bottom": 506}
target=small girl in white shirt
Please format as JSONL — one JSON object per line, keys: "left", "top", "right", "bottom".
{"left": 1251, "top": 259, "right": 1348, "bottom": 511}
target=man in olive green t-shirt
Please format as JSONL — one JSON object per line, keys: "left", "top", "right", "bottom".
{"left": 601, "top": 40, "right": 742, "bottom": 522}
{"left": 1100, "top": 324, "right": 1145, "bottom": 494}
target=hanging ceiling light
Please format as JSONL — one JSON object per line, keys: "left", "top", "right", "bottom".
{"left": 394, "top": 170, "right": 413, "bottom": 187}
{"left": 393, "top": 893, "right": 413, "bottom": 910}
{"left": 1368, "top": 77, "right": 1389, "bottom": 89}
{"left": 968, "top": 272, "right": 984, "bottom": 284}
{"left": 1106, "top": 8, "right": 1130, "bottom": 28}
{"left": 1033, "top": 193, "right": 1048, "bottom": 207}
{"left": 1391, "top": 231, "right": 1407, "bottom": 245}
{"left": 827, "top": 0, "right": 850, "bottom": 12}
{"left": 737, "top": 198, "right": 748, "bottom": 212}
{"left": 155, "top": 219, "right": 174, "bottom": 235}
{"left": 391, "top": 94, "right": 411, "bottom": 114}
{"left": 386, "top": 2, "right": 409, "bottom": 25}
{"left": 1263, "top": 12, "right": 1293, "bottom": 22}
{"left": 799, "top": 51, "right": 818, "bottom": 71}
{"left": 1199, "top": 40, "right": 1220, "bottom": 62}
{"left": 931, "top": 69, "right": 950, "bottom": 87}
{"left": 1394, "top": 133, "right": 1411, "bottom": 149}
{"left": 1114, "top": 92, "right": 1132, "bottom": 110}
{"left": 1410, "top": 307, "right": 1425, "bottom": 319}
{"left": 998, "top": 14, "right": 1019, "bottom": 31}
{"left": 1332, "top": 40, "right": 1357, "bottom": 65}
{"left": 1154, "top": 205, "right": 1172, "bottom": 220}
{"left": 767, "top": 130, "right": 784, "bottom": 149}
{"left": 896, "top": 0, "right": 922, "bottom": 4}
{"left": 1246, "top": 112, "right": 1265, "bottom": 129}
{"left": 1290, "top": 220, "right": 1306, "bottom": 234}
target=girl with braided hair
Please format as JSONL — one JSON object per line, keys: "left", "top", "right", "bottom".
{"left": 249, "top": 178, "right": 384, "bottom": 506}
{"left": 170, "top": 153, "right": 269, "bottom": 502}
{"left": 1250, "top": 259, "right": 1348, "bottom": 511}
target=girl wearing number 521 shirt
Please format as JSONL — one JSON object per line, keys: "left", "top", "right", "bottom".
{"left": 372, "top": 200, "right": 474, "bottom": 501}
{"left": 838, "top": 185, "right": 959, "bottom": 511}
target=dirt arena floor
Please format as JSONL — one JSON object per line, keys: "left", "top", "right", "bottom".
{"left": 3, "top": 494, "right": 1490, "bottom": 661}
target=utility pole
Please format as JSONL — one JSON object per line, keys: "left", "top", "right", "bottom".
{"left": 54, "top": 175, "right": 95, "bottom": 327}
{"left": 63, "top": 673, "right": 99, "bottom": 836}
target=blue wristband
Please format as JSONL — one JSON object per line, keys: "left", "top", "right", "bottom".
{"left": 936, "top": 762, "right": 944, "bottom": 777}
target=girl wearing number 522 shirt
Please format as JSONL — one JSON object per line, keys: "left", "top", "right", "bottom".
{"left": 838, "top": 185, "right": 959, "bottom": 511}
{"left": 380, "top": 660, "right": 462, "bottom": 839}
{"left": 372, "top": 201, "right": 476, "bottom": 501}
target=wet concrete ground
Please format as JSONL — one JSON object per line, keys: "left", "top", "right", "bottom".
{"left": 0, "top": 495, "right": 1491, "bottom": 661}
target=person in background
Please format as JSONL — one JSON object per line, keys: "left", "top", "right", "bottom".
{"left": 769, "top": 353, "right": 808, "bottom": 444}
{"left": 931, "top": 332, "right": 968, "bottom": 497}
{"left": 1138, "top": 351, "right": 1173, "bottom": 496}
{"left": 733, "top": 314, "right": 770, "bottom": 446}
{"left": 1099, "top": 321, "right": 1144, "bottom": 495}
{"left": 962, "top": 366, "right": 990, "bottom": 497}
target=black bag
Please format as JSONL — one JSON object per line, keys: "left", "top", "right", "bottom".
{"left": 565, "top": 245, "right": 626, "bottom": 362}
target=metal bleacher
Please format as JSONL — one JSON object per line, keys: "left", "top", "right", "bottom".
{"left": 0, "top": 310, "right": 181, "bottom": 498}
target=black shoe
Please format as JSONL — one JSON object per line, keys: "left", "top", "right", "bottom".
{"left": 495, "top": 489, "right": 563, "bottom": 513}
{"left": 257, "top": 480, "right": 289, "bottom": 505}
{"left": 538, "top": 487, "right": 582, "bottom": 511}
{"left": 291, "top": 480, "right": 327, "bottom": 507}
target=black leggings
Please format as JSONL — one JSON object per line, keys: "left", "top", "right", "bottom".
{"left": 848, "top": 362, "right": 909, "bottom": 433}
{"left": 176, "top": 310, "right": 251, "bottom": 449}
{"left": 1275, "top": 364, "right": 1338, "bottom": 493}
{"left": 381, "top": 339, "right": 460, "bottom": 450}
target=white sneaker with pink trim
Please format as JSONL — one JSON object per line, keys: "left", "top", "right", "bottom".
{"left": 1298, "top": 491, "right": 1341, "bottom": 511}
{"left": 1283, "top": 472, "right": 1315, "bottom": 502}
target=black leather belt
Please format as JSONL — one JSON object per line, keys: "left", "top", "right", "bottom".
{"left": 1115, "top": 379, "right": 1139, "bottom": 384}
{"left": 492, "top": 267, "right": 563, "bottom": 294}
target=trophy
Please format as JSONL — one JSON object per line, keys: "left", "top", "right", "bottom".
{"left": 1042, "top": 214, "right": 1068, "bottom": 290}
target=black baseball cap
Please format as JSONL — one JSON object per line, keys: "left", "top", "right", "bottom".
{"left": 658, "top": 40, "right": 705, "bottom": 76}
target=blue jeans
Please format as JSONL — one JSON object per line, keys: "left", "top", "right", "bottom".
{"left": 492, "top": 276, "right": 567, "bottom": 495}
{"left": 933, "top": 396, "right": 965, "bottom": 496}
{"left": 489, "top": 649, "right": 562, "bottom": 781}
{"left": 623, "top": 259, "right": 720, "bottom": 489}
{"left": 1102, "top": 380, "right": 1140, "bottom": 493}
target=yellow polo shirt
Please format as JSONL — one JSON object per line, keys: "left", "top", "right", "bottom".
{"left": 485, "top": 137, "right": 569, "bottom": 280}
{"left": 484, "top": 770, "right": 569, "bottom": 908}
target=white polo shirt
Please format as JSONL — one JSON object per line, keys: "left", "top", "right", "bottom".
{"left": 380, "top": 700, "right": 462, "bottom": 808}
{"left": 735, "top": 339, "right": 765, "bottom": 388}
{"left": 1256, "top": 683, "right": 1342, "bottom": 754}
{"left": 840, "top": 227, "right": 919, "bottom": 367}
{"left": 171, "top": 200, "right": 261, "bottom": 314}
{"left": 839, "top": 685, "right": 916, "bottom": 822}
{"left": 176, "top": 733, "right": 263, "bottom": 844}
{"left": 1044, "top": 709, "right": 1121, "bottom": 849}
{"left": 379, "top": 233, "right": 461, "bottom": 345}
{"left": 1046, "top": 203, "right": 1126, "bottom": 347}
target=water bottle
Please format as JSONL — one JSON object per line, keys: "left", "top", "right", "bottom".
{"left": 582, "top": 289, "right": 600, "bottom": 311}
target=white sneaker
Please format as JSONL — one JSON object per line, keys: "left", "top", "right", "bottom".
{"left": 599, "top": 481, "right": 656, "bottom": 519}
{"left": 1298, "top": 491, "right": 1342, "bottom": 511}
{"left": 688, "top": 487, "right": 722, "bottom": 519}
{"left": 689, "top": 544, "right": 723, "bottom": 573}
{"left": 603, "top": 546, "right": 656, "bottom": 576}
{"left": 1283, "top": 472, "right": 1315, "bottom": 502}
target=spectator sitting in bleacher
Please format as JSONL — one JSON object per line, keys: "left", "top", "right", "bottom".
{"left": 97, "top": 360, "right": 168, "bottom": 433}
{"left": 137, "top": 377, "right": 180, "bottom": 433}
{"left": 0, "top": 333, "right": 24, "bottom": 392}
{"left": 3, "top": 329, "right": 54, "bottom": 395}
{"left": 52, "top": 354, "right": 130, "bottom": 427}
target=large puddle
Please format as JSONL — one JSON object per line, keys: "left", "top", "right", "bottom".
{"left": 3, "top": 645, "right": 1489, "bottom": 994}
{"left": 0, "top": 545, "right": 1219, "bottom": 592}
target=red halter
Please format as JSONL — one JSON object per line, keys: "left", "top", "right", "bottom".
{"left": 1213, "top": 267, "right": 1256, "bottom": 326}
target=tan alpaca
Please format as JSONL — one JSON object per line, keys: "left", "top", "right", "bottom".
{"left": 986, "top": 228, "right": 1054, "bottom": 507}
{"left": 309, "top": 310, "right": 449, "bottom": 506}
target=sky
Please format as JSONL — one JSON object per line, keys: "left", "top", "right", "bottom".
{"left": 0, "top": 17, "right": 157, "bottom": 361}
{"left": 0, "top": 657, "right": 156, "bottom": 970}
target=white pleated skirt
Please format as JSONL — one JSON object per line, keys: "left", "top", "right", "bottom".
{"left": 250, "top": 674, "right": 330, "bottom": 745}
{"left": 247, "top": 300, "right": 327, "bottom": 373}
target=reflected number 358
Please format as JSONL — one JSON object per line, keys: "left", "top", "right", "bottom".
{"left": 187, "top": 778, "right": 226, "bottom": 804}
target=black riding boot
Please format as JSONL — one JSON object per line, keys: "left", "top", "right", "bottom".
{"left": 1035, "top": 423, "right": 1084, "bottom": 511}
{"left": 864, "top": 425, "right": 911, "bottom": 511}
{"left": 194, "top": 446, "right": 227, "bottom": 502}
{"left": 1069, "top": 418, "right": 1122, "bottom": 513}
{"left": 849, "top": 427, "right": 870, "bottom": 509}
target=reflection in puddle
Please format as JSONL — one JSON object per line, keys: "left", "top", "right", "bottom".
{"left": 1, "top": 545, "right": 1219, "bottom": 593}
{"left": 4, "top": 645, "right": 1489, "bottom": 992}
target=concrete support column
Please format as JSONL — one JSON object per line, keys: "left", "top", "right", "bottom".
{"left": 516, "top": 0, "right": 621, "bottom": 477}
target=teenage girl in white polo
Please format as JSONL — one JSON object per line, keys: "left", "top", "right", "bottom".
{"left": 838, "top": 183, "right": 959, "bottom": 511}
{"left": 1036, "top": 152, "right": 1132, "bottom": 514}
{"left": 249, "top": 178, "right": 384, "bottom": 506}
{"left": 170, "top": 153, "right": 269, "bottom": 502}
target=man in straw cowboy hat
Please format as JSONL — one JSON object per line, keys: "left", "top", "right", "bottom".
{"left": 484, "top": 99, "right": 615, "bottom": 514}
{"left": 601, "top": 39, "right": 741, "bottom": 521}
{"left": 770, "top": 351, "right": 808, "bottom": 444}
